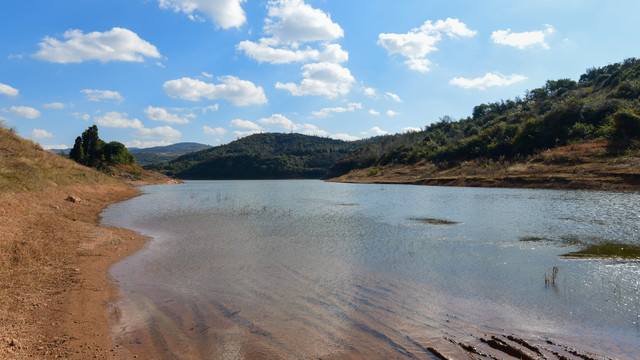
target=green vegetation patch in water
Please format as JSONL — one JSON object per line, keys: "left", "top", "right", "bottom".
{"left": 410, "top": 217, "right": 460, "bottom": 225}
{"left": 519, "top": 236, "right": 552, "bottom": 242}
{"left": 562, "top": 243, "right": 640, "bottom": 259}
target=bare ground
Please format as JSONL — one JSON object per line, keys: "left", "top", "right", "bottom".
{"left": 0, "top": 181, "right": 173, "bottom": 359}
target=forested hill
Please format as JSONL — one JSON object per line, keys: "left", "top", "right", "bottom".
{"left": 327, "top": 58, "right": 640, "bottom": 178}
{"left": 129, "top": 142, "right": 212, "bottom": 166}
{"left": 145, "top": 133, "right": 368, "bottom": 179}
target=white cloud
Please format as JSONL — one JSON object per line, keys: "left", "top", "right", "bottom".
{"left": 42, "top": 144, "right": 69, "bottom": 150}
{"left": 158, "top": 0, "right": 246, "bottom": 29}
{"left": 230, "top": 118, "right": 262, "bottom": 130}
{"left": 490, "top": 25, "right": 554, "bottom": 50}
{"left": 0, "top": 116, "right": 10, "bottom": 123}
{"left": 6, "top": 106, "right": 41, "bottom": 119}
{"left": 402, "top": 127, "right": 421, "bottom": 133}
{"left": 136, "top": 126, "right": 181, "bottom": 139}
{"left": 330, "top": 133, "right": 360, "bottom": 141}
{"left": 263, "top": 0, "right": 343, "bottom": 45}
{"left": 43, "top": 102, "right": 65, "bottom": 109}
{"left": 378, "top": 18, "right": 477, "bottom": 73}
{"left": 364, "top": 87, "right": 377, "bottom": 97}
{"left": 232, "top": 130, "right": 263, "bottom": 138}
{"left": 258, "top": 114, "right": 295, "bottom": 130}
{"left": 163, "top": 76, "right": 267, "bottom": 106}
{"left": 124, "top": 140, "right": 173, "bottom": 148}
{"left": 202, "top": 71, "right": 213, "bottom": 78}
{"left": 0, "top": 83, "right": 19, "bottom": 97}
{"left": 311, "top": 102, "right": 361, "bottom": 118}
{"left": 385, "top": 92, "right": 402, "bottom": 103}
{"left": 33, "top": 27, "right": 161, "bottom": 64}
{"left": 366, "top": 126, "right": 389, "bottom": 136}
{"left": 81, "top": 89, "right": 124, "bottom": 102}
{"left": 368, "top": 109, "right": 380, "bottom": 116}
{"left": 144, "top": 105, "right": 190, "bottom": 124}
{"left": 203, "top": 125, "right": 227, "bottom": 136}
{"left": 449, "top": 72, "right": 527, "bottom": 90}
{"left": 201, "top": 105, "right": 219, "bottom": 113}
{"left": 275, "top": 62, "right": 355, "bottom": 98}
{"left": 30, "top": 128, "right": 53, "bottom": 139}
{"left": 94, "top": 112, "right": 143, "bottom": 128}
{"left": 237, "top": 40, "right": 347, "bottom": 65}
{"left": 72, "top": 112, "right": 91, "bottom": 121}
{"left": 386, "top": 110, "right": 399, "bottom": 117}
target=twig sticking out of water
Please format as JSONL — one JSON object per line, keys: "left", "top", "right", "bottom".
{"left": 545, "top": 266, "right": 559, "bottom": 287}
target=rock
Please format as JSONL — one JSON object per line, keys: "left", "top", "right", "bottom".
{"left": 66, "top": 195, "right": 82, "bottom": 203}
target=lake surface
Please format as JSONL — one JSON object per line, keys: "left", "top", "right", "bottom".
{"left": 103, "top": 180, "right": 640, "bottom": 359}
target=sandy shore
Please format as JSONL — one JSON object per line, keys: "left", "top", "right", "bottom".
{"left": 0, "top": 182, "right": 153, "bottom": 359}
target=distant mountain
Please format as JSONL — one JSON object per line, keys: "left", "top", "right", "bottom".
{"left": 145, "top": 133, "right": 368, "bottom": 179}
{"left": 128, "top": 142, "right": 211, "bottom": 154}
{"left": 130, "top": 142, "right": 211, "bottom": 166}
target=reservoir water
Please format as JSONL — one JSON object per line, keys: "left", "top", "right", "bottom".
{"left": 103, "top": 180, "right": 640, "bottom": 359}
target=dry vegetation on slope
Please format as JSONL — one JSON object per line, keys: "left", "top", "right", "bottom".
{"left": 0, "top": 125, "right": 175, "bottom": 359}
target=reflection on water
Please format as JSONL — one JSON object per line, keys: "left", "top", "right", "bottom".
{"left": 103, "top": 180, "right": 640, "bottom": 359}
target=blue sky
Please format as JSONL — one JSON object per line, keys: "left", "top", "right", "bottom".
{"left": 1, "top": 0, "right": 639, "bottom": 149}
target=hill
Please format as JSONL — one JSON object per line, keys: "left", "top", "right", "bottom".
{"left": 126, "top": 142, "right": 212, "bottom": 166}
{"left": 0, "top": 125, "right": 177, "bottom": 358}
{"left": 326, "top": 58, "right": 640, "bottom": 189}
{"left": 146, "top": 133, "right": 367, "bottom": 179}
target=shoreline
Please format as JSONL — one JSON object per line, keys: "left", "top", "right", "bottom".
{"left": 1, "top": 182, "right": 153, "bottom": 359}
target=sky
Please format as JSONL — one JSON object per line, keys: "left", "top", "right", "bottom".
{"left": 1, "top": 0, "right": 639, "bottom": 150}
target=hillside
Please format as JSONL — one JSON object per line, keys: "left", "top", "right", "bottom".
{"left": 129, "top": 142, "right": 211, "bottom": 166}
{"left": 326, "top": 58, "right": 640, "bottom": 188}
{"left": 146, "top": 133, "right": 368, "bottom": 179}
{"left": 0, "top": 125, "right": 176, "bottom": 358}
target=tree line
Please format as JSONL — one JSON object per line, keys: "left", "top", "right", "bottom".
{"left": 69, "top": 125, "right": 135, "bottom": 167}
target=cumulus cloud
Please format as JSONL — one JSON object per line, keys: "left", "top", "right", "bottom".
{"left": 81, "top": 89, "right": 124, "bottom": 102}
{"left": 402, "top": 127, "right": 421, "bottom": 133}
{"left": 30, "top": 129, "right": 53, "bottom": 139}
{"left": 257, "top": 114, "right": 296, "bottom": 130}
{"left": 136, "top": 126, "right": 181, "bottom": 139}
{"left": 33, "top": 27, "right": 161, "bottom": 64}
{"left": 163, "top": 76, "right": 267, "bottom": 106}
{"left": 43, "top": 102, "right": 65, "bottom": 109}
{"left": 385, "top": 92, "right": 402, "bottom": 102}
{"left": 158, "top": 0, "right": 246, "bottom": 29}
{"left": 368, "top": 109, "right": 380, "bottom": 116}
{"left": 378, "top": 18, "right": 477, "bottom": 73}
{"left": 263, "top": 0, "right": 343, "bottom": 45}
{"left": 491, "top": 25, "right": 554, "bottom": 50}
{"left": 230, "top": 119, "right": 262, "bottom": 130}
{"left": 203, "top": 125, "right": 227, "bottom": 136}
{"left": 363, "top": 126, "right": 388, "bottom": 136}
{"left": 275, "top": 62, "right": 355, "bottom": 98}
{"left": 449, "top": 72, "right": 527, "bottom": 90}
{"left": 0, "top": 83, "right": 19, "bottom": 97}
{"left": 5, "top": 106, "right": 41, "bottom": 119}
{"left": 311, "top": 102, "right": 361, "bottom": 118}
{"left": 144, "top": 106, "right": 190, "bottom": 124}
{"left": 124, "top": 140, "right": 173, "bottom": 148}
{"left": 42, "top": 144, "right": 69, "bottom": 150}
{"left": 236, "top": 0, "right": 347, "bottom": 66}
{"left": 232, "top": 130, "right": 263, "bottom": 138}
{"left": 237, "top": 40, "right": 347, "bottom": 64}
{"left": 72, "top": 112, "right": 91, "bottom": 121}
{"left": 386, "top": 110, "right": 399, "bottom": 117}
{"left": 94, "top": 112, "right": 143, "bottom": 128}
{"left": 364, "top": 87, "right": 377, "bottom": 97}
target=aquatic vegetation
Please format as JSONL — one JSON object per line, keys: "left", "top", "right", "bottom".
{"left": 562, "top": 243, "right": 640, "bottom": 259}
{"left": 544, "top": 266, "right": 559, "bottom": 287}
{"left": 409, "top": 217, "right": 460, "bottom": 225}
{"left": 519, "top": 236, "right": 551, "bottom": 242}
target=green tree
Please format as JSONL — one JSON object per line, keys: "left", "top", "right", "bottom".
{"left": 103, "top": 141, "right": 135, "bottom": 165}
{"left": 69, "top": 136, "right": 86, "bottom": 165}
